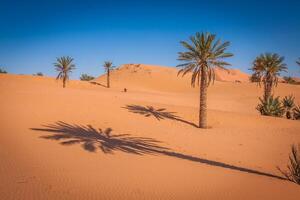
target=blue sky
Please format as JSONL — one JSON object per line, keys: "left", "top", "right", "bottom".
{"left": 0, "top": 0, "right": 299, "bottom": 78}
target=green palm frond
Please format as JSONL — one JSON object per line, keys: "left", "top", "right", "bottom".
{"left": 256, "top": 96, "right": 284, "bottom": 117}
{"left": 282, "top": 95, "right": 295, "bottom": 110}
{"left": 250, "top": 53, "right": 287, "bottom": 86}
{"left": 103, "top": 61, "right": 114, "bottom": 71}
{"left": 176, "top": 32, "right": 233, "bottom": 87}
{"left": 54, "top": 56, "right": 75, "bottom": 87}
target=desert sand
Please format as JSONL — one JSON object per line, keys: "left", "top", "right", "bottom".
{"left": 0, "top": 64, "right": 300, "bottom": 199}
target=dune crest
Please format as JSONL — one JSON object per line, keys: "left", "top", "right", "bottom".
{"left": 94, "top": 64, "right": 250, "bottom": 91}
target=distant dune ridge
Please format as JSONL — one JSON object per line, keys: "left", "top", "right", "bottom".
{"left": 0, "top": 64, "right": 300, "bottom": 200}
{"left": 96, "top": 63, "right": 251, "bottom": 82}
{"left": 94, "top": 64, "right": 253, "bottom": 92}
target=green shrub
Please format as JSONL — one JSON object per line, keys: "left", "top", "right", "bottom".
{"left": 0, "top": 68, "right": 7, "bottom": 74}
{"left": 256, "top": 96, "right": 284, "bottom": 117}
{"left": 282, "top": 95, "right": 296, "bottom": 119}
{"left": 80, "top": 74, "right": 95, "bottom": 81}
{"left": 277, "top": 144, "right": 300, "bottom": 185}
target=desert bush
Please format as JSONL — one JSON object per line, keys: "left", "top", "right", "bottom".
{"left": 293, "top": 105, "right": 300, "bottom": 120}
{"left": 256, "top": 96, "right": 284, "bottom": 117}
{"left": 80, "top": 74, "right": 95, "bottom": 81}
{"left": 283, "top": 76, "right": 300, "bottom": 85}
{"left": 277, "top": 144, "right": 300, "bottom": 185}
{"left": 0, "top": 68, "right": 7, "bottom": 73}
{"left": 33, "top": 72, "right": 43, "bottom": 76}
{"left": 282, "top": 95, "right": 296, "bottom": 119}
{"left": 283, "top": 76, "right": 296, "bottom": 84}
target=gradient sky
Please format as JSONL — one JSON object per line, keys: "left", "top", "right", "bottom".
{"left": 0, "top": 0, "right": 299, "bottom": 79}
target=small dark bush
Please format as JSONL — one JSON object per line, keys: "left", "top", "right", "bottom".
{"left": 283, "top": 76, "right": 296, "bottom": 84}
{"left": 277, "top": 144, "right": 300, "bottom": 185}
{"left": 80, "top": 74, "right": 95, "bottom": 81}
{"left": 256, "top": 96, "right": 284, "bottom": 117}
{"left": 33, "top": 72, "right": 43, "bottom": 76}
{"left": 283, "top": 76, "right": 300, "bottom": 85}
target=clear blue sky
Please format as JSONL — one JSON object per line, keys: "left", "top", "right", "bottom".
{"left": 0, "top": 0, "right": 299, "bottom": 79}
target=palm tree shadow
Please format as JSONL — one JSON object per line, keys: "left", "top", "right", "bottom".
{"left": 90, "top": 81, "right": 108, "bottom": 88}
{"left": 31, "top": 121, "right": 285, "bottom": 181}
{"left": 123, "top": 105, "right": 198, "bottom": 127}
{"left": 31, "top": 121, "right": 168, "bottom": 154}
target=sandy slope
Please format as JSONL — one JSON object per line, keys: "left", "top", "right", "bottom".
{"left": 94, "top": 64, "right": 251, "bottom": 92}
{"left": 0, "top": 66, "right": 300, "bottom": 200}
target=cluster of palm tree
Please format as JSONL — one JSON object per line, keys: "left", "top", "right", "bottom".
{"left": 54, "top": 57, "right": 114, "bottom": 88}
{"left": 249, "top": 54, "right": 300, "bottom": 119}
{"left": 176, "top": 32, "right": 300, "bottom": 128}
{"left": 176, "top": 32, "right": 300, "bottom": 185}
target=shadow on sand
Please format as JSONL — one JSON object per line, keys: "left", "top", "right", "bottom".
{"left": 31, "top": 121, "right": 285, "bottom": 181}
{"left": 90, "top": 81, "right": 107, "bottom": 88}
{"left": 123, "top": 105, "right": 198, "bottom": 127}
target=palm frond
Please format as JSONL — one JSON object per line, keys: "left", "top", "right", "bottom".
{"left": 54, "top": 56, "right": 75, "bottom": 85}
{"left": 176, "top": 32, "right": 233, "bottom": 86}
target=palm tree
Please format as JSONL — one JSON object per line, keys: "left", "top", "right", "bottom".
{"left": 177, "top": 32, "right": 233, "bottom": 128}
{"left": 250, "top": 53, "right": 287, "bottom": 101}
{"left": 103, "top": 61, "right": 114, "bottom": 88}
{"left": 54, "top": 56, "right": 75, "bottom": 88}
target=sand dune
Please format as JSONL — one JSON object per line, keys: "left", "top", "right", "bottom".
{"left": 0, "top": 67, "right": 300, "bottom": 199}
{"left": 94, "top": 64, "right": 250, "bottom": 92}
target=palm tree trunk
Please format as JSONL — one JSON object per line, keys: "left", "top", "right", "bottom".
{"left": 107, "top": 69, "right": 110, "bottom": 88}
{"left": 199, "top": 67, "right": 208, "bottom": 128}
{"left": 63, "top": 77, "right": 66, "bottom": 88}
{"left": 264, "top": 78, "right": 272, "bottom": 101}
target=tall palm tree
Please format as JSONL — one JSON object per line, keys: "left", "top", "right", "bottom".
{"left": 103, "top": 61, "right": 114, "bottom": 88}
{"left": 177, "top": 32, "right": 233, "bottom": 128}
{"left": 54, "top": 56, "right": 75, "bottom": 88}
{"left": 250, "top": 53, "right": 287, "bottom": 101}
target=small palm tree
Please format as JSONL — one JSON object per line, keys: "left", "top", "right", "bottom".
{"left": 103, "top": 61, "right": 114, "bottom": 88}
{"left": 256, "top": 95, "right": 284, "bottom": 117}
{"left": 177, "top": 32, "right": 233, "bottom": 128}
{"left": 250, "top": 53, "right": 287, "bottom": 101}
{"left": 54, "top": 56, "right": 75, "bottom": 88}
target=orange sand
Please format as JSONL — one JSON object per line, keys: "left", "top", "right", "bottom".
{"left": 0, "top": 64, "right": 300, "bottom": 199}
